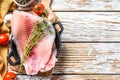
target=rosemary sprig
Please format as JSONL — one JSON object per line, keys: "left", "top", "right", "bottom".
{"left": 20, "top": 19, "right": 50, "bottom": 69}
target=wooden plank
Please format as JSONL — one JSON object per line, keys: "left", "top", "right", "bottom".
{"left": 52, "top": 0, "right": 120, "bottom": 11}
{"left": 52, "top": 75, "right": 120, "bottom": 80}
{"left": 51, "top": 75, "right": 120, "bottom": 80}
{"left": 16, "top": 74, "right": 120, "bottom": 80}
{"left": 9, "top": 43, "right": 120, "bottom": 79}
{"left": 55, "top": 12, "right": 120, "bottom": 41}
{"left": 54, "top": 43, "right": 120, "bottom": 74}
{"left": 17, "top": 75, "right": 51, "bottom": 80}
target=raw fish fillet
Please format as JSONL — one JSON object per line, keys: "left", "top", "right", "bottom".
{"left": 11, "top": 10, "right": 57, "bottom": 75}
{"left": 11, "top": 10, "right": 38, "bottom": 58}
{"left": 44, "top": 49, "right": 57, "bottom": 72}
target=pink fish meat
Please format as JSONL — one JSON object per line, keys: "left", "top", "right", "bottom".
{"left": 11, "top": 10, "right": 57, "bottom": 75}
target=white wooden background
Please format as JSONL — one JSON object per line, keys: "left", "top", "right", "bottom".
{"left": 17, "top": 0, "right": 120, "bottom": 80}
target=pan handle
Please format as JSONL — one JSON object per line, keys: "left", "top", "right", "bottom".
{"left": 7, "top": 51, "right": 20, "bottom": 66}
{"left": 53, "top": 21, "right": 64, "bottom": 36}
{"left": 53, "top": 21, "right": 64, "bottom": 57}
{"left": 7, "top": 37, "right": 21, "bottom": 66}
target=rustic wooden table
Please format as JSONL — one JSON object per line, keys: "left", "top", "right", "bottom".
{"left": 17, "top": 0, "right": 120, "bottom": 79}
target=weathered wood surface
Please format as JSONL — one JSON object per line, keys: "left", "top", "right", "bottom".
{"left": 8, "top": 0, "right": 120, "bottom": 79}
{"left": 55, "top": 12, "right": 120, "bottom": 42}
{"left": 51, "top": 75, "right": 120, "bottom": 80}
{"left": 17, "top": 75, "right": 120, "bottom": 80}
{"left": 52, "top": 0, "right": 120, "bottom": 11}
{"left": 54, "top": 43, "right": 120, "bottom": 74}
{"left": 11, "top": 43, "right": 120, "bottom": 79}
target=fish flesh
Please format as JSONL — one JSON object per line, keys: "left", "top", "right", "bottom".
{"left": 24, "top": 25, "right": 56, "bottom": 74}
{"left": 11, "top": 10, "right": 57, "bottom": 75}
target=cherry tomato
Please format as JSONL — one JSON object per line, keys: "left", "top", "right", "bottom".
{"left": 33, "top": 3, "right": 45, "bottom": 15}
{"left": 0, "top": 34, "right": 9, "bottom": 45}
{"left": 4, "top": 72, "right": 17, "bottom": 80}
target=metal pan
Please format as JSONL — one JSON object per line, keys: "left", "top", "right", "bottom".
{"left": 7, "top": 21, "right": 64, "bottom": 66}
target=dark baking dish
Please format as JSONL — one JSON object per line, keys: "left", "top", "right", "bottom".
{"left": 7, "top": 21, "right": 64, "bottom": 66}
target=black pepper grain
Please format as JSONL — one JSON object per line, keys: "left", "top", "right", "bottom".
{"left": 16, "top": 0, "right": 31, "bottom": 5}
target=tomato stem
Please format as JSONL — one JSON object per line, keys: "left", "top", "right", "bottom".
{"left": 37, "top": 6, "right": 41, "bottom": 11}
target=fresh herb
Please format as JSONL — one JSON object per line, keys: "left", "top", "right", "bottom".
{"left": 20, "top": 18, "right": 51, "bottom": 69}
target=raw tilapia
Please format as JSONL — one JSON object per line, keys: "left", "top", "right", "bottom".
{"left": 11, "top": 10, "right": 57, "bottom": 75}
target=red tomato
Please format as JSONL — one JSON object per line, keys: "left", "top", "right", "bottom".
{"left": 4, "top": 72, "right": 17, "bottom": 80}
{"left": 33, "top": 3, "right": 45, "bottom": 15}
{"left": 0, "top": 34, "right": 9, "bottom": 45}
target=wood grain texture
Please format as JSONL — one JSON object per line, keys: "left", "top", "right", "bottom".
{"left": 55, "top": 12, "right": 120, "bottom": 41}
{"left": 7, "top": 0, "right": 120, "bottom": 79}
{"left": 17, "top": 74, "right": 120, "bottom": 80}
{"left": 9, "top": 43, "right": 120, "bottom": 79}
{"left": 52, "top": 0, "right": 120, "bottom": 11}
{"left": 51, "top": 75, "right": 120, "bottom": 80}
{"left": 54, "top": 43, "right": 120, "bottom": 74}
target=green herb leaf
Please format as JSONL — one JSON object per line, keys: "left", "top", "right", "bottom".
{"left": 20, "top": 18, "right": 52, "bottom": 69}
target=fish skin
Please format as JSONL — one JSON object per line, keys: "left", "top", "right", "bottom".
{"left": 11, "top": 10, "right": 42, "bottom": 58}
{"left": 24, "top": 19, "right": 56, "bottom": 75}
{"left": 11, "top": 10, "right": 57, "bottom": 75}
